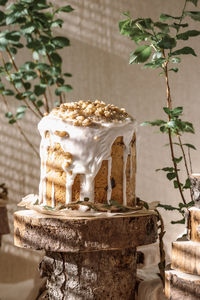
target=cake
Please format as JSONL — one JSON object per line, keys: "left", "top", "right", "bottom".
{"left": 38, "top": 100, "right": 136, "bottom": 209}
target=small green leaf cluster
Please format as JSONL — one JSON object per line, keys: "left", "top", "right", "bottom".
{"left": 158, "top": 200, "right": 194, "bottom": 224}
{"left": 142, "top": 106, "right": 194, "bottom": 135}
{"left": 0, "top": 0, "right": 74, "bottom": 123}
{"left": 119, "top": 0, "right": 200, "bottom": 71}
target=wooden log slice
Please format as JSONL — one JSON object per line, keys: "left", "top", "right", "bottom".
{"left": 0, "top": 206, "right": 9, "bottom": 235}
{"left": 171, "top": 241, "right": 200, "bottom": 276}
{"left": 39, "top": 248, "right": 136, "bottom": 300}
{"left": 165, "top": 269, "right": 200, "bottom": 300}
{"left": 188, "top": 207, "right": 200, "bottom": 242}
{"left": 14, "top": 210, "right": 157, "bottom": 252}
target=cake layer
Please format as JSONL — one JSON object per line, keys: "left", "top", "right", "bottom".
{"left": 38, "top": 101, "right": 136, "bottom": 207}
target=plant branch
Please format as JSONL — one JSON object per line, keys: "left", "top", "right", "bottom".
{"left": 155, "top": 208, "right": 166, "bottom": 287}
{"left": 176, "top": 0, "right": 188, "bottom": 34}
{"left": 0, "top": 51, "right": 42, "bottom": 119}
{"left": 1, "top": 94, "right": 39, "bottom": 158}
{"left": 188, "top": 147, "right": 193, "bottom": 174}
{"left": 178, "top": 135, "right": 193, "bottom": 200}
{"left": 162, "top": 50, "right": 187, "bottom": 205}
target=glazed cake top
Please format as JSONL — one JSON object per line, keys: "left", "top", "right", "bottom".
{"left": 49, "top": 100, "right": 133, "bottom": 127}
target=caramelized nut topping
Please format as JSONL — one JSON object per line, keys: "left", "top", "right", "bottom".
{"left": 51, "top": 100, "right": 132, "bottom": 127}
{"left": 54, "top": 131, "right": 69, "bottom": 138}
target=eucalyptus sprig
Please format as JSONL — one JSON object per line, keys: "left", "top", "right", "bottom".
{"left": 0, "top": 0, "right": 74, "bottom": 156}
{"left": 119, "top": 0, "right": 200, "bottom": 223}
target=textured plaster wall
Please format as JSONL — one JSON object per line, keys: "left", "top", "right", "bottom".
{"left": 1, "top": 0, "right": 200, "bottom": 282}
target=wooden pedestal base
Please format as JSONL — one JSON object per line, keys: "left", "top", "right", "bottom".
{"left": 40, "top": 248, "right": 136, "bottom": 300}
{"left": 165, "top": 269, "right": 200, "bottom": 300}
{"left": 14, "top": 210, "right": 157, "bottom": 300}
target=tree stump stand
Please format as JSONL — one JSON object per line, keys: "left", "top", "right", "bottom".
{"left": 0, "top": 206, "right": 10, "bottom": 247}
{"left": 14, "top": 210, "right": 157, "bottom": 300}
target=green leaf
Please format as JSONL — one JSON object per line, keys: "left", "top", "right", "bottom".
{"left": 158, "top": 35, "right": 177, "bottom": 49}
{"left": 129, "top": 45, "right": 152, "bottom": 64}
{"left": 167, "top": 172, "right": 176, "bottom": 180}
{"left": 154, "top": 22, "right": 169, "bottom": 33}
{"left": 51, "top": 19, "right": 64, "bottom": 28}
{"left": 34, "top": 84, "right": 46, "bottom": 96}
{"left": 183, "top": 178, "right": 191, "bottom": 189}
{"left": 36, "top": 100, "right": 43, "bottom": 107}
{"left": 174, "top": 156, "right": 182, "bottom": 163}
{"left": 170, "top": 57, "right": 181, "bottom": 63}
{"left": 5, "top": 31, "right": 21, "bottom": 42}
{"left": 55, "top": 84, "right": 73, "bottom": 95}
{"left": 2, "top": 89, "right": 14, "bottom": 96}
{"left": 171, "top": 22, "right": 188, "bottom": 30}
{"left": 185, "top": 11, "right": 200, "bottom": 21}
{"left": 173, "top": 180, "right": 179, "bottom": 188}
{"left": 9, "top": 47, "right": 17, "bottom": 55}
{"left": 162, "top": 167, "right": 174, "bottom": 172}
{"left": 52, "top": 36, "right": 70, "bottom": 48}
{"left": 21, "top": 23, "right": 35, "bottom": 34}
{"left": 171, "top": 218, "right": 185, "bottom": 224}
{"left": 33, "top": 51, "right": 39, "bottom": 61}
{"left": 160, "top": 14, "right": 181, "bottom": 21}
{"left": 0, "top": 0, "right": 8, "bottom": 5}
{"left": 64, "top": 72, "right": 72, "bottom": 77}
{"left": 55, "top": 5, "right": 74, "bottom": 13}
{"left": 177, "top": 30, "right": 200, "bottom": 40}
{"left": 9, "top": 118, "right": 16, "bottom": 124}
{"left": 169, "top": 67, "right": 179, "bottom": 72}
{"left": 144, "top": 58, "right": 166, "bottom": 69}
{"left": 20, "top": 61, "right": 36, "bottom": 71}
{"left": 36, "top": 63, "right": 51, "bottom": 72}
{"left": 23, "top": 71, "right": 37, "bottom": 81}
{"left": 171, "top": 46, "right": 197, "bottom": 56}
{"left": 158, "top": 203, "right": 178, "bottom": 211}
{"left": 187, "top": 0, "right": 198, "bottom": 6}
{"left": 23, "top": 82, "right": 31, "bottom": 90}
{"left": 4, "top": 62, "right": 13, "bottom": 71}
{"left": 183, "top": 143, "right": 196, "bottom": 150}
{"left": 0, "top": 10, "right": 5, "bottom": 22}
{"left": 16, "top": 105, "right": 26, "bottom": 119}
{"left": 50, "top": 53, "right": 62, "bottom": 65}
{"left": 141, "top": 120, "right": 166, "bottom": 126}
{"left": 5, "top": 112, "right": 12, "bottom": 118}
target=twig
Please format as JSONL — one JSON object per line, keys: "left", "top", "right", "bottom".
{"left": 178, "top": 135, "right": 193, "bottom": 201}
{"left": 155, "top": 208, "right": 166, "bottom": 287}
{"left": 162, "top": 55, "right": 187, "bottom": 205}
{"left": 1, "top": 94, "right": 40, "bottom": 158}
{"left": 188, "top": 147, "right": 193, "bottom": 174}
{"left": 0, "top": 51, "right": 42, "bottom": 119}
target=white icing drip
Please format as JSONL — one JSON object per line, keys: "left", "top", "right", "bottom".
{"left": 65, "top": 171, "right": 76, "bottom": 204}
{"left": 51, "top": 182, "right": 55, "bottom": 208}
{"left": 123, "top": 143, "right": 129, "bottom": 206}
{"left": 107, "top": 157, "right": 112, "bottom": 204}
{"left": 39, "top": 132, "right": 49, "bottom": 205}
{"left": 38, "top": 115, "right": 136, "bottom": 206}
{"left": 130, "top": 146, "right": 133, "bottom": 179}
{"left": 80, "top": 174, "right": 95, "bottom": 202}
